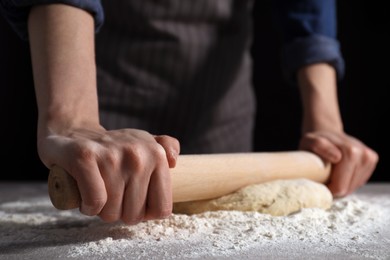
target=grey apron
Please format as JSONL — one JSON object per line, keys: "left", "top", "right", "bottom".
{"left": 96, "top": 0, "right": 256, "bottom": 154}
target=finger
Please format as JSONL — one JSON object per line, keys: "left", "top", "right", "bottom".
{"left": 348, "top": 148, "right": 379, "bottom": 192}
{"left": 69, "top": 162, "right": 107, "bottom": 216}
{"left": 356, "top": 162, "right": 377, "bottom": 187}
{"left": 41, "top": 137, "right": 107, "bottom": 216}
{"left": 327, "top": 158, "right": 356, "bottom": 198}
{"left": 97, "top": 154, "right": 125, "bottom": 222}
{"left": 98, "top": 182, "right": 125, "bottom": 223}
{"left": 347, "top": 164, "right": 373, "bottom": 194}
{"left": 120, "top": 142, "right": 160, "bottom": 224}
{"left": 120, "top": 147, "right": 152, "bottom": 225}
{"left": 359, "top": 148, "right": 379, "bottom": 186}
{"left": 300, "top": 133, "right": 342, "bottom": 163}
{"left": 122, "top": 176, "right": 148, "bottom": 225}
{"left": 144, "top": 162, "right": 172, "bottom": 221}
{"left": 154, "top": 135, "right": 180, "bottom": 168}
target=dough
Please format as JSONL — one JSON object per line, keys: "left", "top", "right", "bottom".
{"left": 173, "top": 178, "right": 333, "bottom": 216}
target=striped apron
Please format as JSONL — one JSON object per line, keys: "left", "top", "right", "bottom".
{"left": 96, "top": 0, "right": 256, "bottom": 154}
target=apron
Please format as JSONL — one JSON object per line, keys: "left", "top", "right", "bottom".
{"left": 96, "top": 0, "right": 256, "bottom": 154}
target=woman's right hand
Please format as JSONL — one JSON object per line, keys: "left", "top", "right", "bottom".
{"left": 28, "top": 4, "right": 180, "bottom": 224}
{"left": 38, "top": 125, "right": 180, "bottom": 225}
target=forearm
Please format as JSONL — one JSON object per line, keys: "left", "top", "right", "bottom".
{"left": 297, "top": 63, "right": 378, "bottom": 197}
{"left": 27, "top": 4, "right": 100, "bottom": 138}
{"left": 297, "top": 63, "right": 343, "bottom": 134}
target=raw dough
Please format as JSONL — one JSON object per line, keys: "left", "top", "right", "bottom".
{"left": 173, "top": 178, "right": 333, "bottom": 216}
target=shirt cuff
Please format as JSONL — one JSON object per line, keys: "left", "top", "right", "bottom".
{"left": 281, "top": 35, "right": 345, "bottom": 87}
{"left": 0, "top": 0, "right": 104, "bottom": 41}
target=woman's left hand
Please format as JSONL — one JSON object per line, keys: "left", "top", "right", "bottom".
{"left": 299, "top": 131, "right": 379, "bottom": 197}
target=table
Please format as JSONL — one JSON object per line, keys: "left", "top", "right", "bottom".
{"left": 1, "top": 182, "right": 389, "bottom": 260}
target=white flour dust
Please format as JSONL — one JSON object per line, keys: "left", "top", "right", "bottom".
{"left": 1, "top": 192, "right": 390, "bottom": 259}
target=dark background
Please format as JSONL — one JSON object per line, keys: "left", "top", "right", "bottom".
{"left": 0, "top": 1, "right": 388, "bottom": 182}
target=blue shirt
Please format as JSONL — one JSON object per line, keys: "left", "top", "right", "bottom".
{"left": 0, "top": 0, "right": 344, "bottom": 84}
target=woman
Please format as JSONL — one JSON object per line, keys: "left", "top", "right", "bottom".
{"left": 0, "top": 0, "right": 378, "bottom": 224}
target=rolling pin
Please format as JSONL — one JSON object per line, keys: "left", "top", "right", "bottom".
{"left": 48, "top": 150, "right": 331, "bottom": 210}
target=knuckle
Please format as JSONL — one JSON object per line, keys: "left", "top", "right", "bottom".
{"left": 76, "top": 145, "right": 95, "bottom": 159}
{"left": 359, "top": 148, "right": 379, "bottom": 167}
{"left": 102, "top": 150, "right": 121, "bottom": 168}
{"left": 345, "top": 145, "right": 362, "bottom": 158}
{"left": 71, "top": 143, "right": 97, "bottom": 164}
{"left": 121, "top": 143, "right": 138, "bottom": 158}
{"left": 366, "top": 149, "right": 379, "bottom": 164}
{"left": 152, "top": 144, "right": 167, "bottom": 163}
{"left": 121, "top": 142, "right": 169, "bottom": 177}
{"left": 122, "top": 144, "right": 146, "bottom": 173}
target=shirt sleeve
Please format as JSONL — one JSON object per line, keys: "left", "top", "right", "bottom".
{"left": 272, "top": 0, "right": 345, "bottom": 86}
{"left": 0, "top": 0, "right": 104, "bottom": 41}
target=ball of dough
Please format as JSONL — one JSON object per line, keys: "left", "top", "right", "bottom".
{"left": 173, "top": 178, "right": 333, "bottom": 216}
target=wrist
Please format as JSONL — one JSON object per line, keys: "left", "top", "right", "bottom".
{"left": 298, "top": 63, "right": 344, "bottom": 134}
{"left": 37, "top": 110, "right": 102, "bottom": 138}
{"left": 301, "top": 115, "right": 343, "bottom": 134}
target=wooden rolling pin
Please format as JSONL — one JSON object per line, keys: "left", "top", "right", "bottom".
{"left": 48, "top": 151, "right": 331, "bottom": 210}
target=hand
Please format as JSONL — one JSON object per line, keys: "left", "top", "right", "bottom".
{"left": 299, "top": 131, "right": 379, "bottom": 197}
{"left": 37, "top": 125, "right": 180, "bottom": 224}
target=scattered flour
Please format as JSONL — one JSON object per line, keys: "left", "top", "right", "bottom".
{"left": 1, "top": 192, "right": 390, "bottom": 259}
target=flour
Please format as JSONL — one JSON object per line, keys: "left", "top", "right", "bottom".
{"left": 1, "top": 191, "right": 390, "bottom": 260}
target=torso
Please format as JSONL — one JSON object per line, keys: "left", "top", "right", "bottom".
{"left": 96, "top": 0, "right": 256, "bottom": 153}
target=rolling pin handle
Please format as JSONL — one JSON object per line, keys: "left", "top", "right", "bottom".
{"left": 48, "top": 165, "right": 81, "bottom": 210}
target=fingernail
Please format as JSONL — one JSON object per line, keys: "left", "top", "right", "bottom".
{"left": 171, "top": 150, "right": 178, "bottom": 160}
